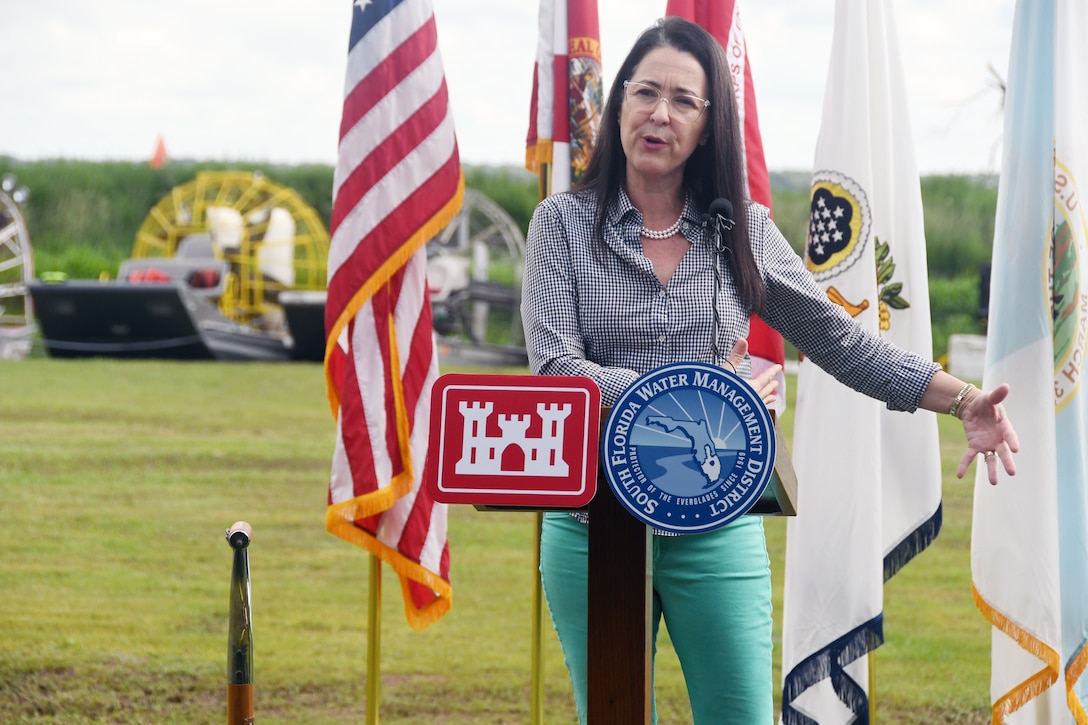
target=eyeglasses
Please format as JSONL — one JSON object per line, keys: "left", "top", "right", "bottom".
{"left": 623, "top": 80, "right": 710, "bottom": 124}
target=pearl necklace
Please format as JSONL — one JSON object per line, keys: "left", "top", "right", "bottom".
{"left": 640, "top": 202, "right": 687, "bottom": 240}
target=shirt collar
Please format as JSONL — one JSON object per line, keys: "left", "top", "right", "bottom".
{"left": 607, "top": 187, "right": 701, "bottom": 231}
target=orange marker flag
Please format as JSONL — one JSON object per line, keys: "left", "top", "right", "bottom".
{"left": 149, "top": 136, "right": 168, "bottom": 169}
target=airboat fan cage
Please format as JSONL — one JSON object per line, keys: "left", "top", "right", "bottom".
{"left": 426, "top": 187, "right": 527, "bottom": 364}
{"left": 132, "top": 170, "right": 329, "bottom": 327}
{"left": 0, "top": 174, "right": 34, "bottom": 359}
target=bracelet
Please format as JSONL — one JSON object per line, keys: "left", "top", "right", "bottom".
{"left": 949, "top": 383, "right": 975, "bottom": 419}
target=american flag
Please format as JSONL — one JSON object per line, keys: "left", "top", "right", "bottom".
{"left": 324, "top": 0, "right": 463, "bottom": 631}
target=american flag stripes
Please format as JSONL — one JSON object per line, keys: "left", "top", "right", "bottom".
{"left": 324, "top": 0, "right": 462, "bottom": 631}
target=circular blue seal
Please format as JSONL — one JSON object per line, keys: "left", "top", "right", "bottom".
{"left": 600, "top": 362, "right": 776, "bottom": 534}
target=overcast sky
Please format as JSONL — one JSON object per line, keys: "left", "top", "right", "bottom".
{"left": 1, "top": 1, "right": 1014, "bottom": 174}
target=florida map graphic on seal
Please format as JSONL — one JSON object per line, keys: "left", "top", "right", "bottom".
{"left": 601, "top": 362, "right": 776, "bottom": 534}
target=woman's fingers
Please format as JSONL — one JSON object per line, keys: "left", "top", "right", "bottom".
{"left": 749, "top": 364, "right": 781, "bottom": 405}
{"left": 725, "top": 338, "right": 749, "bottom": 372}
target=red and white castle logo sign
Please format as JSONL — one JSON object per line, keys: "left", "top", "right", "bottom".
{"left": 456, "top": 401, "right": 572, "bottom": 476}
{"left": 425, "top": 374, "right": 601, "bottom": 508}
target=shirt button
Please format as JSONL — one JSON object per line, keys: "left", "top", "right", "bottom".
{"left": 659, "top": 289, "right": 666, "bottom": 298}
{"left": 658, "top": 335, "right": 666, "bottom": 343}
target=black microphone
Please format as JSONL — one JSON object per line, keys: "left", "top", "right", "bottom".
{"left": 707, "top": 198, "right": 735, "bottom": 254}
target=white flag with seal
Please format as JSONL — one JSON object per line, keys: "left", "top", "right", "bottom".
{"left": 781, "top": 1, "right": 942, "bottom": 721}
{"left": 971, "top": 0, "right": 1088, "bottom": 720}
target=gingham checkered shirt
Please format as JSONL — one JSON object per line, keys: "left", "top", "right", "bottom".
{"left": 522, "top": 187, "right": 939, "bottom": 410}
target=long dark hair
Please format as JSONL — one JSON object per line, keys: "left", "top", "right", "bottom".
{"left": 576, "top": 17, "right": 766, "bottom": 314}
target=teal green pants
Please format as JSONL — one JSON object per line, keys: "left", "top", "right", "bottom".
{"left": 539, "top": 511, "right": 773, "bottom": 724}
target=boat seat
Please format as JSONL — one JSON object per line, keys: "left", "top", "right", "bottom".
{"left": 176, "top": 234, "right": 217, "bottom": 259}
{"left": 118, "top": 258, "right": 230, "bottom": 299}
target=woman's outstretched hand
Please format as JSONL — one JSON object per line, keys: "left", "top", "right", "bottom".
{"left": 725, "top": 339, "right": 781, "bottom": 408}
{"left": 956, "top": 383, "right": 1020, "bottom": 485}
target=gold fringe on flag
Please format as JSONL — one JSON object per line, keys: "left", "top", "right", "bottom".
{"left": 973, "top": 583, "right": 1060, "bottom": 721}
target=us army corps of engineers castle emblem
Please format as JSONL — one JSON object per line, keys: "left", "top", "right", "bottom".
{"left": 425, "top": 374, "right": 601, "bottom": 508}
{"left": 601, "top": 362, "right": 776, "bottom": 534}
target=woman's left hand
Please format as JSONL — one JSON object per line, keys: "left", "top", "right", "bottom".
{"left": 725, "top": 339, "right": 781, "bottom": 408}
{"left": 955, "top": 383, "right": 1020, "bottom": 485}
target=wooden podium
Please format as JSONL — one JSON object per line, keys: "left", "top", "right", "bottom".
{"left": 586, "top": 469, "right": 653, "bottom": 722}
{"left": 425, "top": 375, "right": 797, "bottom": 722}
{"left": 584, "top": 408, "right": 796, "bottom": 723}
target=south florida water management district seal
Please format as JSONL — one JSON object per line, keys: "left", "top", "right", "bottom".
{"left": 601, "top": 362, "right": 776, "bottom": 534}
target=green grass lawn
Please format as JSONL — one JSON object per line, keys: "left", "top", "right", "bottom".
{"left": 0, "top": 358, "right": 990, "bottom": 723}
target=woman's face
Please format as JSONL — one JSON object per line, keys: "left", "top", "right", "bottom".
{"left": 619, "top": 45, "right": 710, "bottom": 189}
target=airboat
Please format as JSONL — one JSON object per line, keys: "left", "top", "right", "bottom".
{"left": 29, "top": 171, "right": 328, "bottom": 361}
{"left": 27, "top": 172, "right": 528, "bottom": 366}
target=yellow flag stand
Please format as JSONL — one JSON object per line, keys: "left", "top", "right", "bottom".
{"left": 527, "top": 165, "right": 552, "bottom": 725}
{"left": 530, "top": 513, "right": 546, "bottom": 724}
{"left": 367, "top": 555, "right": 381, "bottom": 725}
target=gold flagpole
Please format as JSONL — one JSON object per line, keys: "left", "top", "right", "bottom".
{"left": 367, "top": 555, "right": 382, "bottom": 725}
{"left": 539, "top": 161, "right": 551, "bottom": 200}
{"left": 869, "top": 648, "right": 876, "bottom": 723}
{"left": 529, "top": 161, "right": 551, "bottom": 725}
{"left": 530, "top": 512, "right": 545, "bottom": 724}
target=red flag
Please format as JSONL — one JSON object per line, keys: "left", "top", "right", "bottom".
{"left": 665, "top": 0, "right": 785, "bottom": 372}
{"left": 324, "top": 0, "right": 463, "bottom": 631}
{"left": 526, "top": 0, "right": 603, "bottom": 193}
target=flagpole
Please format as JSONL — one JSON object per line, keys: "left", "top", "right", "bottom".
{"left": 530, "top": 512, "right": 545, "bottom": 725}
{"left": 539, "top": 162, "right": 552, "bottom": 199}
{"left": 367, "top": 555, "right": 381, "bottom": 725}
{"left": 529, "top": 161, "right": 551, "bottom": 725}
{"left": 869, "top": 650, "right": 876, "bottom": 723}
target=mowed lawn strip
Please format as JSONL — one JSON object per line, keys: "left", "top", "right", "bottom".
{"left": 0, "top": 358, "right": 989, "bottom": 723}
